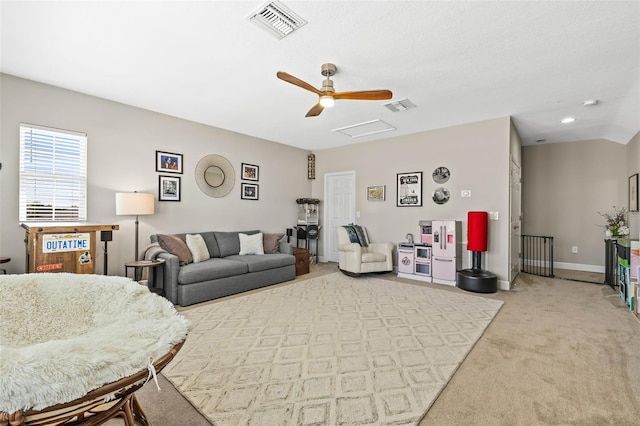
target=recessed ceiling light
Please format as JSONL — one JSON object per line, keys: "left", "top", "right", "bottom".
{"left": 561, "top": 117, "right": 575, "bottom": 124}
{"left": 583, "top": 99, "right": 598, "bottom": 107}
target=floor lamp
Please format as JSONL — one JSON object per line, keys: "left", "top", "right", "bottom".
{"left": 115, "top": 192, "right": 155, "bottom": 262}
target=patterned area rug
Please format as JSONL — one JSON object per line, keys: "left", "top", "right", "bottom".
{"left": 162, "top": 273, "right": 504, "bottom": 425}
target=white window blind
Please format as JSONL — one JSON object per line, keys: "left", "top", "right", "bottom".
{"left": 19, "top": 123, "right": 87, "bottom": 222}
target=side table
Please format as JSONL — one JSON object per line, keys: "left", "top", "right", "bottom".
{"left": 125, "top": 259, "right": 165, "bottom": 295}
{"left": 293, "top": 247, "right": 310, "bottom": 276}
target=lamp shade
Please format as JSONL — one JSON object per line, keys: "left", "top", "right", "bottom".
{"left": 115, "top": 192, "right": 155, "bottom": 216}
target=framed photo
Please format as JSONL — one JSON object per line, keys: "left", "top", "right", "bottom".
{"left": 241, "top": 163, "right": 259, "bottom": 181}
{"left": 159, "top": 175, "right": 181, "bottom": 202}
{"left": 241, "top": 183, "right": 259, "bottom": 200}
{"left": 630, "top": 173, "right": 639, "bottom": 212}
{"left": 367, "top": 185, "right": 386, "bottom": 201}
{"left": 397, "top": 172, "right": 422, "bottom": 207}
{"left": 156, "top": 151, "right": 183, "bottom": 174}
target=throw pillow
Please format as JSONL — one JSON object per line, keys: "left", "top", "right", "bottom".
{"left": 239, "top": 232, "right": 264, "bottom": 255}
{"left": 157, "top": 234, "right": 193, "bottom": 265}
{"left": 342, "top": 225, "right": 369, "bottom": 247}
{"left": 186, "top": 234, "right": 210, "bottom": 263}
{"left": 263, "top": 233, "right": 285, "bottom": 254}
{"left": 353, "top": 225, "right": 369, "bottom": 247}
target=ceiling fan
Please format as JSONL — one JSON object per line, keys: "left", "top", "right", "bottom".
{"left": 276, "top": 63, "right": 393, "bottom": 117}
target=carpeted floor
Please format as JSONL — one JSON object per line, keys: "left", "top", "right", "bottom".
{"left": 160, "top": 272, "right": 503, "bottom": 425}
{"left": 111, "top": 264, "right": 640, "bottom": 425}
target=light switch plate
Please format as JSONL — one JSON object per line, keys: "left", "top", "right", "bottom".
{"left": 461, "top": 190, "right": 471, "bottom": 197}
{"left": 489, "top": 211, "right": 499, "bottom": 220}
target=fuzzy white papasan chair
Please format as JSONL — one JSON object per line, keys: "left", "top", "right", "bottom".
{"left": 0, "top": 273, "right": 189, "bottom": 426}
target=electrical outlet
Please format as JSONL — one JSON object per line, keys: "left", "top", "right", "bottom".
{"left": 489, "top": 211, "right": 499, "bottom": 220}
{"left": 356, "top": 211, "right": 360, "bottom": 218}
{"left": 572, "top": 246, "right": 578, "bottom": 254}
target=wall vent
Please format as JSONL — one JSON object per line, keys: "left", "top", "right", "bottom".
{"left": 247, "top": 1, "right": 307, "bottom": 40}
{"left": 383, "top": 98, "right": 416, "bottom": 112}
{"left": 333, "top": 119, "right": 397, "bottom": 138}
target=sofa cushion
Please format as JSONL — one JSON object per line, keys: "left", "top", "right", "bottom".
{"left": 214, "top": 230, "right": 260, "bottom": 257}
{"left": 186, "top": 234, "right": 210, "bottom": 263}
{"left": 178, "top": 258, "right": 249, "bottom": 285}
{"left": 157, "top": 234, "right": 193, "bottom": 265}
{"left": 200, "top": 232, "right": 220, "bottom": 258}
{"left": 226, "top": 253, "right": 295, "bottom": 273}
{"left": 239, "top": 232, "right": 264, "bottom": 255}
{"left": 263, "top": 233, "right": 285, "bottom": 254}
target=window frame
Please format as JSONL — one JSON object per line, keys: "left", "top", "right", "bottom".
{"left": 19, "top": 123, "right": 88, "bottom": 222}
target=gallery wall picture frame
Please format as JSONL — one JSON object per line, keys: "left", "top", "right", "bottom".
{"left": 241, "top": 183, "right": 259, "bottom": 200}
{"left": 397, "top": 172, "right": 422, "bottom": 207}
{"left": 159, "top": 175, "right": 181, "bottom": 202}
{"left": 241, "top": 163, "right": 259, "bottom": 181}
{"left": 156, "top": 150, "right": 183, "bottom": 174}
{"left": 367, "top": 185, "right": 386, "bottom": 201}
{"left": 629, "top": 173, "right": 639, "bottom": 212}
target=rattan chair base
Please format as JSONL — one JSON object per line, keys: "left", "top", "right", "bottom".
{"left": 0, "top": 341, "right": 183, "bottom": 426}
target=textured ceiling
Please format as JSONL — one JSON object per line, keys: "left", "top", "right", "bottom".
{"left": 1, "top": 1, "right": 638, "bottom": 151}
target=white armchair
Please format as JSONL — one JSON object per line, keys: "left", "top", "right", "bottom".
{"left": 336, "top": 225, "right": 394, "bottom": 276}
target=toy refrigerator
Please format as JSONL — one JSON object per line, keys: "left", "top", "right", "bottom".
{"left": 431, "top": 220, "right": 462, "bottom": 286}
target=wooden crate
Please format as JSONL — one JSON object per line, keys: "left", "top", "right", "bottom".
{"left": 22, "top": 223, "right": 118, "bottom": 274}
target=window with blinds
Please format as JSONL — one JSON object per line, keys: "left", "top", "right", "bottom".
{"left": 19, "top": 123, "right": 88, "bottom": 222}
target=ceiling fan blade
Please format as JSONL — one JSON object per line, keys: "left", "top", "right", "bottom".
{"left": 305, "top": 103, "right": 324, "bottom": 117}
{"left": 277, "top": 71, "right": 322, "bottom": 95}
{"left": 333, "top": 90, "right": 393, "bottom": 100}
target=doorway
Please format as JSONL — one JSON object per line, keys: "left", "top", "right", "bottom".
{"left": 323, "top": 171, "right": 356, "bottom": 263}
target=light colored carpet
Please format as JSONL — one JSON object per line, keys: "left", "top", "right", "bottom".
{"left": 110, "top": 265, "right": 640, "bottom": 425}
{"left": 161, "top": 272, "right": 503, "bottom": 425}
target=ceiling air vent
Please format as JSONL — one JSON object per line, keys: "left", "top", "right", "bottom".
{"left": 333, "top": 120, "right": 397, "bottom": 138}
{"left": 247, "top": 1, "right": 307, "bottom": 40}
{"left": 383, "top": 98, "right": 416, "bottom": 113}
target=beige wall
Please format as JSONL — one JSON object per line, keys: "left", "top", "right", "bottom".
{"left": 4, "top": 72, "right": 634, "bottom": 282}
{"left": 0, "top": 74, "right": 310, "bottom": 274}
{"left": 521, "top": 139, "right": 631, "bottom": 270}
{"left": 312, "top": 117, "right": 513, "bottom": 287}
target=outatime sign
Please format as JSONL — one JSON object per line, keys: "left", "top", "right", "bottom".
{"left": 42, "top": 233, "right": 91, "bottom": 253}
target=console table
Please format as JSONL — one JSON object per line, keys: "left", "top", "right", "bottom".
{"left": 21, "top": 222, "right": 118, "bottom": 274}
{"left": 604, "top": 238, "right": 617, "bottom": 288}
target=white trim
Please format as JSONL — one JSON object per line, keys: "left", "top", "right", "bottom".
{"left": 554, "top": 262, "right": 605, "bottom": 273}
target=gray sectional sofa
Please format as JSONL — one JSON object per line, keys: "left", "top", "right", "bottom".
{"left": 149, "top": 230, "right": 295, "bottom": 306}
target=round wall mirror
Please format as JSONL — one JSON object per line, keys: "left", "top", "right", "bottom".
{"left": 204, "top": 166, "right": 225, "bottom": 187}
{"left": 195, "top": 154, "right": 235, "bottom": 197}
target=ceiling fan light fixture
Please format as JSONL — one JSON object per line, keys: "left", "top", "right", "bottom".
{"left": 320, "top": 95, "right": 335, "bottom": 108}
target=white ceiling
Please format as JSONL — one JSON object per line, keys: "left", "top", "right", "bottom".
{"left": 1, "top": 1, "right": 639, "bottom": 151}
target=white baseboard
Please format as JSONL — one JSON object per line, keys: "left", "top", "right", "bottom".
{"left": 499, "top": 279, "right": 510, "bottom": 291}
{"left": 522, "top": 259, "right": 604, "bottom": 274}
{"left": 554, "top": 262, "right": 605, "bottom": 273}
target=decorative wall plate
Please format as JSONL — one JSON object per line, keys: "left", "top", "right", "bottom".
{"left": 432, "top": 187, "right": 450, "bottom": 205}
{"left": 432, "top": 166, "right": 450, "bottom": 184}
